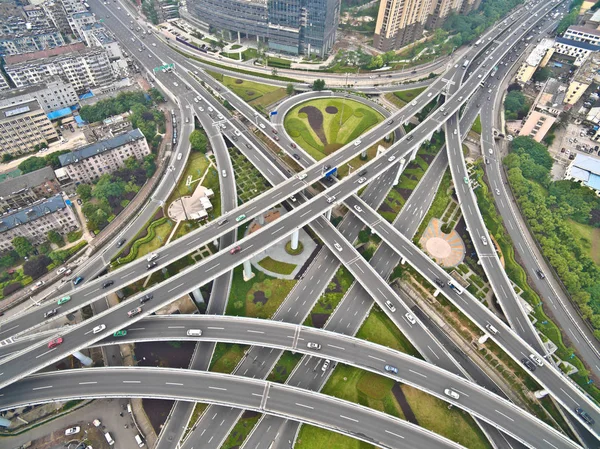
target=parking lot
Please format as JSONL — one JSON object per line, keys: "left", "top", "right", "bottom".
{"left": 548, "top": 123, "right": 599, "bottom": 179}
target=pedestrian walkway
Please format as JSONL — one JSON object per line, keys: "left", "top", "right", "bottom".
{"left": 420, "top": 218, "right": 465, "bottom": 267}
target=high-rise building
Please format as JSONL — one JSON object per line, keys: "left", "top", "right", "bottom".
{"left": 189, "top": 0, "right": 340, "bottom": 56}
{"left": 0, "top": 77, "right": 79, "bottom": 114}
{"left": 374, "top": 0, "right": 432, "bottom": 52}
{"left": 375, "top": 0, "right": 480, "bottom": 52}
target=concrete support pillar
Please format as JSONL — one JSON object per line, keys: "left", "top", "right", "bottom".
{"left": 191, "top": 287, "right": 205, "bottom": 305}
{"left": 257, "top": 35, "right": 259, "bottom": 43}
{"left": 410, "top": 145, "right": 418, "bottom": 162}
{"left": 73, "top": 351, "right": 93, "bottom": 366}
{"left": 433, "top": 289, "right": 441, "bottom": 297}
{"left": 393, "top": 157, "right": 406, "bottom": 186}
{"left": 258, "top": 213, "right": 265, "bottom": 225}
{"left": 243, "top": 259, "right": 255, "bottom": 281}
{"left": 361, "top": 149, "right": 367, "bottom": 159}
{"left": 325, "top": 209, "right": 332, "bottom": 221}
{"left": 291, "top": 229, "right": 299, "bottom": 250}
{"left": 237, "top": 31, "right": 241, "bottom": 44}
{"left": 400, "top": 257, "right": 406, "bottom": 265}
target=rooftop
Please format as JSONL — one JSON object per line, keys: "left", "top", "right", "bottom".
{"left": 0, "top": 99, "right": 42, "bottom": 121}
{"left": 0, "top": 194, "right": 67, "bottom": 234}
{"left": 525, "top": 38, "right": 555, "bottom": 66}
{"left": 4, "top": 42, "right": 86, "bottom": 65}
{"left": 570, "top": 154, "right": 600, "bottom": 190}
{"left": 555, "top": 36, "right": 600, "bottom": 52}
{"left": 0, "top": 166, "right": 56, "bottom": 199}
{"left": 566, "top": 25, "right": 600, "bottom": 38}
{"left": 58, "top": 128, "right": 145, "bottom": 167}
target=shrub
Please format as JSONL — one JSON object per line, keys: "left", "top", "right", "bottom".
{"left": 3, "top": 282, "right": 21, "bottom": 296}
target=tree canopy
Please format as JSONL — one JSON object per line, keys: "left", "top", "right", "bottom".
{"left": 312, "top": 79, "right": 326, "bottom": 91}
{"left": 190, "top": 130, "right": 208, "bottom": 153}
{"left": 504, "top": 91, "right": 529, "bottom": 120}
{"left": 12, "top": 236, "right": 34, "bottom": 258}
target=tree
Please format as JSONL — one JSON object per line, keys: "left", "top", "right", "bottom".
{"left": 312, "top": 79, "right": 326, "bottom": 91}
{"left": 189, "top": 130, "right": 208, "bottom": 153}
{"left": 504, "top": 91, "right": 528, "bottom": 120}
{"left": 286, "top": 83, "right": 294, "bottom": 95}
{"left": 23, "top": 255, "right": 51, "bottom": 279}
{"left": 18, "top": 157, "right": 46, "bottom": 174}
{"left": 143, "top": 154, "right": 156, "bottom": 177}
{"left": 532, "top": 67, "right": 551, "bottom": 82}
{"left": 93, "top": 174, "right": 125, "bottom": 202}
{"left": 44, "top": 150, "right": 70, "bottom": 169}
{"left": 223, "top": 100, "right": 234, "bottom": 111}
{"left": 148, "top": 87, "right": 165, "bottom": 103}
{"left": 12, "top": 236, "right": 34, "bottom": 258}
{"left": 0, "top": 250, "right": 18, "bottom": 269}
{"left": 76, "top": 184, "right": 92, "bottom": 201}
{"left": 47, "top": 230, "right": 64, "bottom": 246}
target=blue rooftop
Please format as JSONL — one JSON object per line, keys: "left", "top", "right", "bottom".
{"left": 0, "top": 194, "right": 67, "bottom": 234}
{"left": 555, "top": 36, "right": 600, "bottom": 51}
{"left": 570, "top": 154, "right": 600, "bottom": 190}
{"left": 58, "top": 129, "right": 145, "bottom": 167}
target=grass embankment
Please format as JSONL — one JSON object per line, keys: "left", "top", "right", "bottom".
{"left": 258, "top": 257, "right": 296, "bottom": 275}
{"left": 385, "top": 87, "right": 426, "bottom": 108}
{"left": 207, "top": 72, "right": 287, "bottom": 110}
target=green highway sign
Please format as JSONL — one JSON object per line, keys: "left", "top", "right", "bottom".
{"left": 153, "top": 63, "right": 175, "bottom": 72}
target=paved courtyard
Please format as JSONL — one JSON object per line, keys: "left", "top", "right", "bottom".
{"left": 420, "top": 218, "right": 465, "bottom": 267}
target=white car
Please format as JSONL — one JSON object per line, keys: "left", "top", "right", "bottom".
{"left": 152, "top": 43, "right": 156, "bottom": 46}
{"left": 405, "top": 312, "right": 417, "bottom": 325}
{"left": 208, "top": 107, "right": 213, "bottom": 112}
{"left": 444, "top": 389, "right": 460, "bottom": 400}
{"left": 65, "top": 427, "right": 81, "bottom": 436}
{"left": 481, "top": 236, "right": 488, "bottom": 246}
{"left": 495, "top": 188, "right": 500, "bottom": 196}
{"left": 354, "top": 205, "right": 363, "bottom": 213}
{"left": 353, "top": 140, "right": 362, "bottom": 146}
{"left": 307, "top": 342, "right": 321, "bottom": 350}
{"left": 93, "top": 324, "right": 106, "bottom": 334}
{"left": 173, "top": 82, "right": 178, "bottom": 87}
{"left": 334, "top": 242, "right": 343, "bottom": 252}
{"left": 411, "top": 100, "right": 417, "bottom": 106}
{"left": 194, "top": 98, "right": 198, "bottom": 103}
{"left": 385, "top": 301, "right": 396, "bottom": 312}
{"left": 199, "top": 107, "right": 204, "bottom": 112}
{"left": 357, "top": 177, "right": 366, "bottom": 184}
{"left": 57, "top": 267, "right": 67, "bottom": 275}
{"left": 259, "top": 123, "right": 266, "bottom": 129}
{"left": 388, "top": 155, "right": 396, "bottom": 162}
{"left": 297, "top": 173, "right": 307, "bottom": 180}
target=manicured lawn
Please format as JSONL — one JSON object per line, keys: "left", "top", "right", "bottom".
{"left": 414, "top": 170, "right": 452, "bottom": 241}
{"left": 202, "top": 165, "right": 222, "bottom": 218}
{"left": 296, "top": 424, "right": 375, "bottom": 449}
{"left": 222, "top": 412, "right": 261, "bottom": 449}
{"left": 210, "top": 343, "right": 249, "bottom": 374}
{"left": 284, "top": 98, "right": 384, "bottom": 161}
{"left": 226, "top": 266, "right": 297, "bottom": 319}
{"left": 567, "top": 219, "right": 600, "bottom": 265}
{"left": 471, "top": 115, "right": 482, "bottom": 134}
{"left": 136, "top": 219, "right": 175, "bottom": 257}
{"left": 394, "top": 87, "right": 426, "bottom": 103}
{"left": 258, "top": 256, "right": 296, "bottom": 275}
{"left": 356, "top": 308, "right": 420, "bottom": 358}
{"left": 230, "top": 147, "right": 270, "bottom": 203}
{"left": 266, "top": 351, "right": 302, "bottom": 383}
{"left": 166, "top": 151, "right": 210, "bottom": 209}
{"left": 220, "top": 75, "right": 287, "bottom": 105}
{"left": 304, "top": 266, "right": 354, "bottom": 327}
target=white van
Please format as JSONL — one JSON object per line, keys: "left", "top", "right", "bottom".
{"left": 105, "top": 432, "right": 115, "bottom": 446}
{"left": 485, "top": 323, "right": 498, "bottom": 335}
{"left": 135, "top": 434, "right": 145, "bottom": 447}
{"left": 127, "top": 403, "right": 132, "bottom": 414}
{"left": 146, "top": 253, "right": 159, "bottom": 263}
{"left": 187, "top": 329, "right": 202, "bottom": 336}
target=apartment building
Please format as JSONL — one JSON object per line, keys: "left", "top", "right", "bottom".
{"left": 68, "top": 11, "right": 96, "bottom": 39}
{"left": 60, "top": 0, "right": 88, "bottom": 15}
{"left": 190, "top": 0, "right": 340, "bottom": 56}
{"left": 0, "top": 29, "right": 66, "bottom": 56}
{"left": 0, "top": 77, "right": 79, "bottom": 114}
{"left": 564, "top": 57, "right": 600, "bottom": 105}
{"left": 0, "top": 167, "right": 61, "bottom": 214}
{"left": 0, "top": 99, "right": 59, "bottom": 156}
{"left": 373, "top": 0, "right": 433, "bottom": 52}
{"left": 5, "top": 46, "right": 114, "bottom": 93}
{"left": 554, "top": 36, "right": 600, "bottom": 66}
{"left": 0, "top": 194, "right": 79, "bottom": 252}
{"left": 42, "top": 1, "right": 72, "bottom": 35}
{"left": 564, "top": 25, "right": 600, "bottom": 46}
{"left": 518, "top": 78, "right": 566, "bottom": 142}
{"left": 81, "top": 24, "right": 123, "bottom": 60}
{"left": 0, "top": 74, "right": 9, "bottom": 92}
{"left": 56, "top": 129, "right": 151, "bottom": 184}
{"left": 515, "top": 38, "right": 555, "bottom": 84}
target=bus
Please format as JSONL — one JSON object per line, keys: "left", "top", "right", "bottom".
{"left": 448, "top": 281, "right": 464, "bottom": 295}
{"left": 475, "top": 39, "right": 482, "bottom": 46}
{"left": 462, "top": 59, "right": 470, "bottom": 69}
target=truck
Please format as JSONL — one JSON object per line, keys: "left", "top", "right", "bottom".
{"left": 105, "top": 432, "right": 115, "bottom": 446}
{"left": 462, "top": 59, "right": 470, "bottom": 69}
{"left": 475, "top": 39, "right": 482, "bottom": 46}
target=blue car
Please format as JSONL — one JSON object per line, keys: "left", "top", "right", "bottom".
{"left": 73, "top": 276, "right": 84, "bottom": 285}
{"left": 384, "top": 365, "right": 398, "bottom": 374}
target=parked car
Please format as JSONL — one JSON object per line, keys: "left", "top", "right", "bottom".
{"left": 65, "top": 427, "right": 80, "bottom": 436}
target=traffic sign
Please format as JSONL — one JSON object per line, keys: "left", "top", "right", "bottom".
{"left": 153, "top": 63, "right": 174, "bottom": 73}
{"left": 325, "top": 167, "right": 337, "bottom": 177}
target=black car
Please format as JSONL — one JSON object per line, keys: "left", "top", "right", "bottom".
{"left": 575, "top": 407, "right": 595, "bottom": 425}
{"left": 77, "top": 198, "right": 83, "bottom": 205}
{"left": 102, "top": 280, "right": 115, "bottom": 289}
{"left": 358, "top": 170, "right": 367, "bottom": 177}
{"left": 293, "top": 154, "right": 301, "bottom": 160}
{"left": 147, "top": 261, "right": 158, "bottom": 270}
{"left": 117, "top": 239, "right": 126, "bottom": 248}
{"left": 434, "top": 278, "right": 445, "bottom": 288}
{"left": 521, "top": 358, "right": 536, "bottom": 372}
{"left": 323, "top": 164, "right": 331, "bottom": 171}
{"left": 536, "top": 269, "right": 545, "bottom": 279}
{"left": 44, "top": 308, "right": 58, "bottom": 318}
{"left": 140, "top": 293, "right": 153, "bottom": 304}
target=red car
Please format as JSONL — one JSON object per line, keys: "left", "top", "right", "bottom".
{"left": 230, "top": 246, "right": 242, "bottom": 255}
{"left": 48, "top": 337, "right": 63, "bottom": 349}
{"left": 272, "top": 129, "right": 278, "bottom": 134}
{"left": 290, "top": 143, "right": 297, "bottom": 148}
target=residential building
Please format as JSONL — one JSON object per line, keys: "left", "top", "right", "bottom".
{"left": 42, "top": 1, "right": 72, "bottom": 35}
{"left": 81, "top": 24, "right": 123, "bottom": 60}
{"left": 5, "top": 46, "right": 114, "bottom": 93}
{"left": 519, "top": 78, "right": 566, "bottom": 142}
{"left": 0, "top": 77, "right": 79, "bottom": 114}
{"left": 0, "top": 74, "right": 9, "bottom": 92}
{"left": 83, "top": 115, "right": 132, "bottom": 143}
{"left": 373, "top": 0, "right": 433, "bottom": 52}
{"left": 0, "top": 29, "right": 65, "bottom": 56}
{"left": 554, "top": 36, "right": 600, "bottom": 66}
{"left": 55, "top": 129, "right": 151, "bottom": 184}
{"left": 515, "top": 38, "right": 555, "bottom": 84}
{"left": 564, "top": 25, "right": 600, "bottom": 46}
{"left": 189, "top": 0, "right": 340, "bottom": 56}
{"left": 427, "top": 0, "right": 480, "bottom": 29}
{"left": 60, "top": 0, "right": 87, "bottom": 15}
{"left": 0, "top": 194, "right": 79, "bottom": 252}
{"left": 68, "top": 11, "right": 97, "bottom": 39}
{"left": 564, "top": 57, "right": 600, "bottom": 105}
{"left": 0, "top": 166, "right": 60, "bottom": 213}
{"left": 564, "top": 153, "right": 600, "bottom": 195}
{"left": 0, "top": 99, "right": 58, "bottom": 156}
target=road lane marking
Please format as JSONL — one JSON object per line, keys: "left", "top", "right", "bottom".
{"left": 79, "top": 381, "right": 97, "bottom": 385}
{"left": 209, "top": 386, "right": 227, "bottom": 391}
{"left": 166, "top": 382, "right": 184, "bottom": 386}
{"left": 295, "top": 403, "right": 314, "bottom": 410}
{"left": 327, "top": 344, "right": 345, "bottom": 351}
{"left": 32, "top": 385, "right": 52, "bottom": 390}
{"left": 368, "top": 355, "right": 385, "bottom": 362}
{"left": 207, "top": 327, "right": 225, "bottom": 330}
{"left": 123, "top": 381, "right": 141, "bottom": 383}
{"left": 247, "top": 330, "right": 264, "bottom": 334}
{"left": 84, "top": 288, "right": 100, "bottom": 297}
{"left": 36, "top": 348, "right": 56, "bottom": 359}
{"left": 340, "top": 415, "right": 359, "bottom": 423}
{"left": 271, "top": 226, "right": 285, "bottom": 235}
{"left": 120, "top": 271, "right": 136, "bottom": 279}
{"left": 206, "top": 264, "right": 221, "bottom": 272}
{"left": 543, "top": 439, "right": 560, "bottom": 449}
{"left": 385, "top": 430, "right": 404, "bottom": 439}
{"left": 168, "top": 326, "right": 185, "bottom": 329}
{"left": 128, "top": 327, "right": 145, "bottom": 331}
{"left": 167, "top": 282, "right": 185, "bottom": 293}
{"left": 0, "top": 325, "right": 19, "bottom": 336}
{"left": 408, "top": 369, "right": 427, "bottom": 378}
{"left": 494, "top": 409, "right": 514, "bottom": 422}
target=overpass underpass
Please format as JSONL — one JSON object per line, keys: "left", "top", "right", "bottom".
{"left": 1, "top": 315, "right": 579, "bottom": 449}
